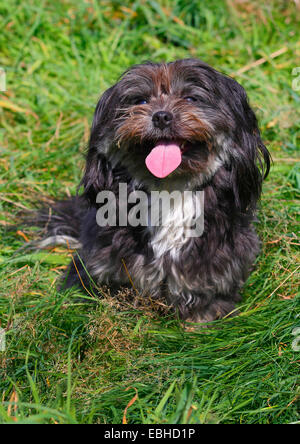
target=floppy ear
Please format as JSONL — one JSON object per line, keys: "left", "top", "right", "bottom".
{"left": 230, "top": 124, "right": 270, "bottom": 212}
{"left": 90, "top": 85, "right": 117, "bottom": 140}
{"left": 226, "top": 80, "right": 271, "bottom": 212}
{"left": 80, "top": 85, "right": 117, "bottom": 203}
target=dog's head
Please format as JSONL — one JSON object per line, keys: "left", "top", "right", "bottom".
{"left": 83, "top": 59, "right": 270, "bottom": 210}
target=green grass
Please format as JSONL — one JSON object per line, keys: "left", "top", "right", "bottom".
{"left": 0, "top": 0, "right": 299, "bottom": 424}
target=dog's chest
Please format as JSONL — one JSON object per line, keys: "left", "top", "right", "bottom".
{"left": 149, "top": 192, "right": 197, "bottom": 261}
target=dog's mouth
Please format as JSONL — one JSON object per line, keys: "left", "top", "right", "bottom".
{"left": 145, "top": 139, "right": 196, "bottom": 178}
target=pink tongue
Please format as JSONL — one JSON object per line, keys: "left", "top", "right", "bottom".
{"left": 145, "top": 143, "right": 182, "bottom": 178}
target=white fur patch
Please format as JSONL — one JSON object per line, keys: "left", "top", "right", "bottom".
{"left": 150, "top": 191, "right": 203, "bottom": 261}
{"left": 37, "top": 235, "right": 82, "bottom": 250}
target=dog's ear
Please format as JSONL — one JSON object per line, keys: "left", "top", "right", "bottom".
{"left": 224, "top": 78, "right": 271, "bottom": 212}
{"left": 90, "top": 85, "right": 117, "bottom": 137}
{"left": 80, "top": 151, "right": 113, "bottom": 204}
{"left": 80, "top": 85, "right": 117, "bottom": 203}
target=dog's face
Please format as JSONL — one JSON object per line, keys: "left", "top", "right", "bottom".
{"left": 85, "top": 59, "right": 270, "bottom": 208}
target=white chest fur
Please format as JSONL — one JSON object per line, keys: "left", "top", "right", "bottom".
{"left": 150, "top": 190, "right": 204, "bottom": 260}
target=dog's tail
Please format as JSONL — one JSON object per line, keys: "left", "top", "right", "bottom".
{"left": 27, "top": 196, "right": 87, "bottom": 250}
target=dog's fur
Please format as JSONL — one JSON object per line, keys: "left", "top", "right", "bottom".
{"left": 33, "top": 59, "right": 270, "bottom": 322}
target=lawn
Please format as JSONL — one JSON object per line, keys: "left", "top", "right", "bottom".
{"left": 0, "top": 0, "right": 299, "bottom": 424}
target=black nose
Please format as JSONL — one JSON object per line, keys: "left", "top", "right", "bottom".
{"left": 152, "top": 111, "right": 173, "bottom": 129}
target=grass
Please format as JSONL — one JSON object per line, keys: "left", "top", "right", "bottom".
{"left": 0, "top": 0, "right": 299, "bottom": 424}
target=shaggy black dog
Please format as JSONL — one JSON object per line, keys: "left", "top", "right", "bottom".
{"left": 34, "top": 59, "right": 270, "bottom": 322}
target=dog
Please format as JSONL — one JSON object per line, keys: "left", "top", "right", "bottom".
{"left": 33, "top": 58, "right": 270, "bottom": 322}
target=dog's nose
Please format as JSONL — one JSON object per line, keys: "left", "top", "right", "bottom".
{"left": 152, "top": 111, "right": 173, "bottom": 129}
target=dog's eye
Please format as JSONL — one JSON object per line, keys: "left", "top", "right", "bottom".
{"left": 134, "top": 98, "right": 148, "bottom": 105}
{"left": 184, "top": 96, "right": 197, "bottom": 103}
